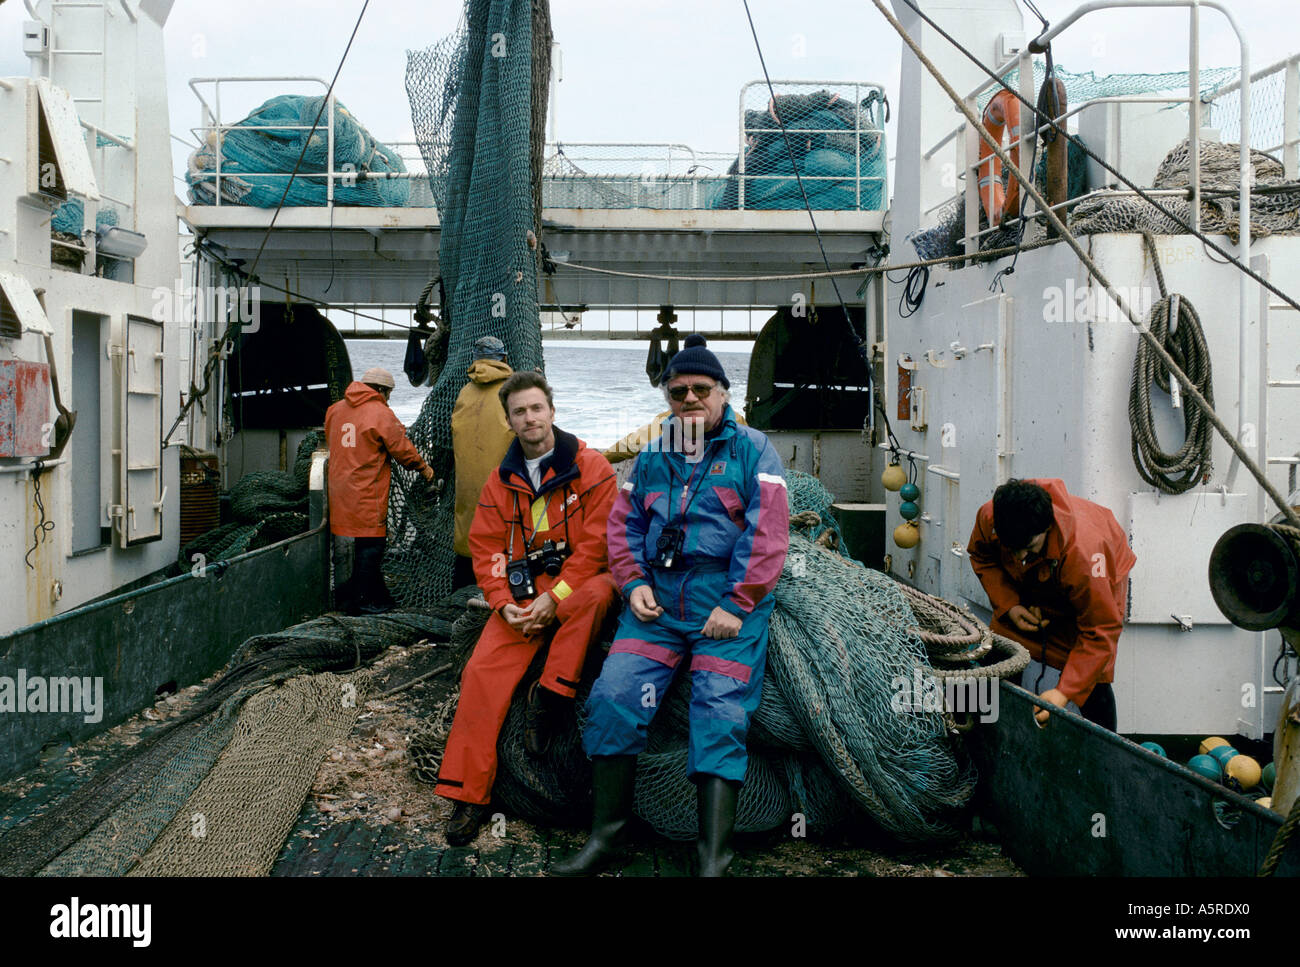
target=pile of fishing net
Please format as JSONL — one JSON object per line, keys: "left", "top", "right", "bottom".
{"left": 1069, "top": 139, "right": 1300, "bottom": 241}
{"left": 391, "top": 0, "right": 552, "bottom": 610}
{"left": 186, "top": 95, "right": 422, "bottom": 208}
{"left": 415, "top": 472, "right": 1028, "bottom": 844}
{"left": 0, "top": 611, "right": 455, "bottom": 876}
{"left": 181, "top": 431, "right": 324, "bottom": 564}
{"left": 709, "top": 87, "right": 888, "bottom": 211}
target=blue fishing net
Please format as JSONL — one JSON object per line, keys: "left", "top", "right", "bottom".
{"left": 186, "top": 95, "right": 421, "bottom": 207}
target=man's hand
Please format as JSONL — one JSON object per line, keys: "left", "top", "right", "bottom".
{"left": 500, "top": 603, "right": 535, "bottom": 634}
{"left": 701, "top": 607, "right": 742, "bottom": 640}
{"left": 520, "top": 591, "right": 557, "bottom": 635}
{"left": 420, "top": 465, "right": 436, "bottom": 484}
{"left": 1008, "top": 604, "right": 1050, "bottom": 634}
{"left": 628, "top": 584, "right": 664, "bottom": 622}
{"left": 1034, "top": 687, "right": 1068, "bottom": 725}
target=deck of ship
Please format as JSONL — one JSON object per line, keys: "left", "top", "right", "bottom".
{"left": 0, "top": 628, "right": 1019, "bottom": 878}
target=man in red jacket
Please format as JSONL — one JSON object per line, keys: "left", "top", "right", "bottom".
{"left": 436, "top": 371, "right": 619, "bottom": 845}
{"left": 967, "top": 478, "right": 1136, "bottom": 731}
{"left": 324, "top": 367, "right": 435, "bottom": 614}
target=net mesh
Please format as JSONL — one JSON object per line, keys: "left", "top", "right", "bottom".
{"left": 1070, "top": 138, "right": 1300, "bottom": 240}
{"left": 0, "top": 612, "right": 448, "bottom": 876}
{"left": 186, "top": 95, "right": 422, "bottom": 208}
{"left": 391, "top": 0, "right": 552, "bottom": 609}
{"left": 181, "top": 431, "right": 323, "bottom": 565}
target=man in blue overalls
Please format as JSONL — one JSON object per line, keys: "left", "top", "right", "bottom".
{"left": 553, "top": 334, "right": 789, "bottom": 876}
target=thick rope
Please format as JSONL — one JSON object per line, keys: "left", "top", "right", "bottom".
{"left": 1128, "top": 232, "right": 1216, "bottom": 494}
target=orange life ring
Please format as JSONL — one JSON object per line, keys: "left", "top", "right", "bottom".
{"left": 977, "top": 90, "right": 1021, "bottom": 226}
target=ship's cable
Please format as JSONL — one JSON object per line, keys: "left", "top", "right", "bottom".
{"left": 867, "top": 0, "right": 1300, "bottom": 532}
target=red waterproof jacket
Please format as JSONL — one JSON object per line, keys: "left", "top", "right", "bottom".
{"left": 470, "top": 428, "right": 617, "bottom": 612}
{"left": 967, "top": 478, "right": 1137, "bottom": 705}
{"left": 324, "top": 382, "right": 430, "bottom": 537}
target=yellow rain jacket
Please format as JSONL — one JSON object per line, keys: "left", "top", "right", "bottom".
{"left": 452, "top": 358, "right": 515, "bottom": 554}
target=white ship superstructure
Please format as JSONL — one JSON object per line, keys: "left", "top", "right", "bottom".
{"left": 0, "top": 0, "right": 181, "bottom": 633}
{"left": 885, "top": 0, "right": 1300, "bottom": 737}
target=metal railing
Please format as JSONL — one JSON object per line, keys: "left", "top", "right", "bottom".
{"left": 1206, "top": 52, "right": 1300, "bottom": 178}
{"left": 737, "top": 80, "right": 888, "bottom": 211}
{"left": 186, "top": 76, "right": 887, "bottom": 213}
{"left": 919, "top": 1, "right": 1251, "bottom": 260}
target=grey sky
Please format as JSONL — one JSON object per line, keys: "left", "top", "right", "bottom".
{"left": 2, "top": 0, "right": 1295, "bottom": 191}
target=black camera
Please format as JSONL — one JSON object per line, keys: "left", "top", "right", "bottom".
{"left": 651, "top": 525, "right": 685, "bottom": 570}
{"left": 531, "top": 540, "right": 569, "bottom": 577}
{"left": 506, "top": 557, "right": 536, "bottom": 601}
{"left": 505, "top": 540, "right": 570, "bottom": 601}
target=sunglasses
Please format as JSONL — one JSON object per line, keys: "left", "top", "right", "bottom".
{"left": 667, "top": 382, "right": 716, "bottom": 402}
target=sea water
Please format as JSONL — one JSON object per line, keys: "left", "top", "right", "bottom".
{"left": 345, "top": 338, "right": 752, "bottom": 450}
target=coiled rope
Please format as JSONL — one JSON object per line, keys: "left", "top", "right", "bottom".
{"left": 1128, "top": 231, "right": 1215, "bottom": 494}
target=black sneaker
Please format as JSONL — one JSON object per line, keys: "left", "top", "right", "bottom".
{"left": 445, "top": 802, "right": 488, "bottom": 847}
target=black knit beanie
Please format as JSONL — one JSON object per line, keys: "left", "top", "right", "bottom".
{"left": 662, "top": 333, "right": 729, "bottom": 388}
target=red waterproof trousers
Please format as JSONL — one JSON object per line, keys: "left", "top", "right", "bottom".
{"left": 435, "top": 573, "right": 619, "bottom": 805}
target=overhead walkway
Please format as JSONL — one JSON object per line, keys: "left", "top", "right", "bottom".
{"left": 180, "top": 79, "right": 888, "bottom": 313}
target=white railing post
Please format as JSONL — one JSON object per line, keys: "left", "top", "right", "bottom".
{"left": 1189, "top": 0, "right": 1200, "bottom": 233}
{"left": 213, "top": 80, "right": 222, "bottom": 207}
{"left": 964, "top": 95, "right": 979, "bottom": 254}
{"left": 1285, "top": 58, "right": 1299, "bottom": 178}
{"left": 1017, "top": 50, "right": 1034, "bottom": 220}
{"left": 326, "top": 93, "right": 335, "bottom": 208}
{"left": 737, "top": 85, "right": 748, "bottom": 211}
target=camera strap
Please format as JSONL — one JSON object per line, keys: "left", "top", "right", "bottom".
{"left": 666, "top": 438, "right": 722, "bottom": 530}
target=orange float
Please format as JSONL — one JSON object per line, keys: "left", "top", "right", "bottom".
{"left": 977, "top": 89, "right": 1022, "bottom": 227}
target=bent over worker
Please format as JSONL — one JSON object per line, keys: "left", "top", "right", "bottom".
{"left": 436, "top": 371, "right": 619, "bottom": 845}
{"left": 324, "top": 367, "right": 434, "bottom": 615}
{"left": 555, "top": 334, "right": 790, "bottom": 877}
{"left": 967, "top": 478, "right": 1136, "bottom": 731}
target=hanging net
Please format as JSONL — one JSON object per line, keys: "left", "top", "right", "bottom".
{"left": 389, "top": 0, "right": 553, "bottom": 609}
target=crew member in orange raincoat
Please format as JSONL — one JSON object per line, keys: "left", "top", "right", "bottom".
{"left": 436, "top": 371, "right": 619, "bottom": 845}
{"left": 324, "top": 367, "right": 435, "bottom": 614}
{"left": 967, "top": 478, "right": 1136, "bottom": 731}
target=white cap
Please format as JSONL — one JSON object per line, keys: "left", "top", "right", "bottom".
{"left": 361, "top": 367, "right": 395, "bottom": 389}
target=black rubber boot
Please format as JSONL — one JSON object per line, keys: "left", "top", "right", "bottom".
{"left": 696, "top": 775, "right": 739, "bottom": 877}
{"left": 551, "top": 755, "right": 636, "bottom": 876}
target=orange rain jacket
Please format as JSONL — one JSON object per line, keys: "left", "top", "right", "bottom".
{"left": 967, "top": 478, "right": 1137, "bottom": 705}
{"left": 324, "top": 381, "right": 431, "bottom": 538}
{"left": 470, "top": 427, "right": 618, "bottom": 612}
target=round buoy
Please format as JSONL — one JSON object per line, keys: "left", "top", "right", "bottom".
{"left": 900, "top": 482, "right": 920, "bottom": 502}
{"left": 1208, "top": 745, "right": 1239, "bottom": 768}
{"left": 899, "top": 500, "right": 920, "bottom": 521}
{"left": 1188, "top": 754, "right": 1222, "bottom": 781}
{"left": 882, "top": 463, "right": 907, "bottom": 492}
{"left": 1225, "top": 755, "right": 1262, "bottom": 791}
{"left": 1262, "top": 761, "right": 1276, "bottom": 792}
{"left": 1199, "top": 736, "right": 1229, "bottom": 756}
{"left": 1140, "top": 741, "right": 1166, "bottom": 757}
{"left": 893, "top": 521, "right": 920, "bottom": 549}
